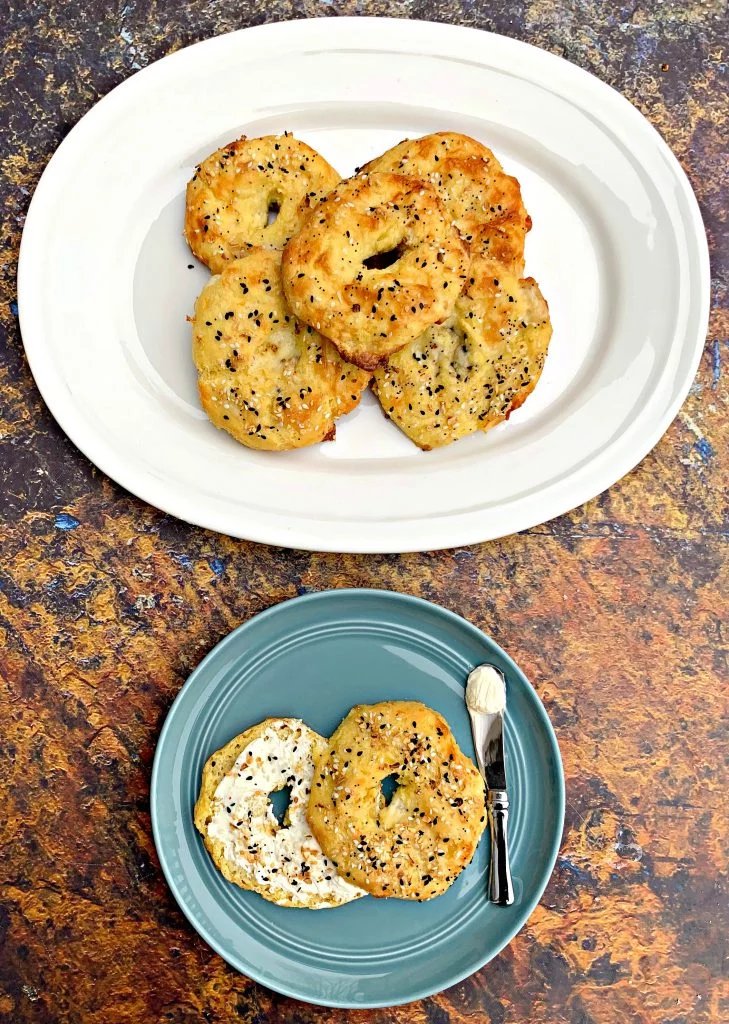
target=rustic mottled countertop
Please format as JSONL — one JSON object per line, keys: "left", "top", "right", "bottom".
{"left": 1, "top": 2, "right": 727, "bottom": 1022}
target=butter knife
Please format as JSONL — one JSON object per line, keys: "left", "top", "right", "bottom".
{"left": 466, "top": 665, "right": 514, "bottom": 906}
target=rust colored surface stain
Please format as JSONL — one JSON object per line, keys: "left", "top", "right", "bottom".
{"left": 1, "top": 2, "right": 728, "bottom": 1023}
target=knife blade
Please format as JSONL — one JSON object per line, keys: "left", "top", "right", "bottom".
{"left": 475, "top": 709, "right": 507, "bottom": 792}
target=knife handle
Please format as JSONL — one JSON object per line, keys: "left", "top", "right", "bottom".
{"left": 488, "top": 790, "right": 514, "bottom": 906}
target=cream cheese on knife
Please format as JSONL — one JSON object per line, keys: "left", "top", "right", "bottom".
{"left": 466, "top": 664, "right": 506, "bottom": 715}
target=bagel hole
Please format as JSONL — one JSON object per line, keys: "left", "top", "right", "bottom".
{"left": 449, "top": 328, "right": 475, "bottom": 379}
{"left": 380, "top": 773, "right": 400, "bottom": 807}
{"left": 266, "top": 200, "right": 281, "bottom": 226}
{"left": 268, "top": 785, "right": 292, "bottom": 828}
{"left": 362, "top": 243, "right": 406, "bottom": 271}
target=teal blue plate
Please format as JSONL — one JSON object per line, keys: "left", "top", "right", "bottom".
{"left": 151, "top": 589, "right": 564, "bottom": 1007}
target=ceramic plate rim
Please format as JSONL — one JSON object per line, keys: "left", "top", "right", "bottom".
{"left": 17, "top": 17, "right": 710, "bottom": 553}
{"left": 150, "top": 588, "right": 566, "bottom": 1007}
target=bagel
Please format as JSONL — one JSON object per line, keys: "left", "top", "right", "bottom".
{"left": 359, "top": 132, "right": 531, "bottom": 272}
{"left": 185, "top": 134, "right": 341, "bottom": 273}
{"left": 192, "top": 248, "right": 371, "bottom": 451}
{"left": 307, "top": 701, "right": 486, "bottom": 900}
{"left": 281, "top": 172, "right": 469, "bottom": 370}
{"left": 372, "top": 255, "right": 552, "bottom": 450}
{"left": 194, "top": 718, "right": 366, "bottom": 909}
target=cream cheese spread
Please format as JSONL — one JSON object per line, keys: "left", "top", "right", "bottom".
{"left": 207, "top": 719, "right": 364, "bottom": 906}
{"left": 465, "top": 664, "right": 506, "bottom": 715}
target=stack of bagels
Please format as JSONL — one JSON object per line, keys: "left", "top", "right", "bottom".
{"left": 185, "top": 131, "right": 552, "bottom": 452}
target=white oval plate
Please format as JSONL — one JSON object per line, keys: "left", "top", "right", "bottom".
{"left": 18, "top": 18, "right": 709, "bottom": 553}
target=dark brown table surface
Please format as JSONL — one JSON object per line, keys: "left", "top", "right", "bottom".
{"left": 1, "top": 2, "right": 727, "bottom": 1022}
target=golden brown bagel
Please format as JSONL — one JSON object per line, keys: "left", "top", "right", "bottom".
{"left": 372, "top": 255, "right": 552, "bottom": 450}
{"left": 282, "top": 172, "right": 469, "bottom": 370}
{"left": 307, "top": 701, "right": 486, "bottom": 900}
{"left": 192, "top": 248, "right": 370, "bottom": 451}
{"left": 185, "top": 134, "right": 341, "bottom": 273}
{"left": 360, "top": 132, "right": 530, "bottom": 273}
